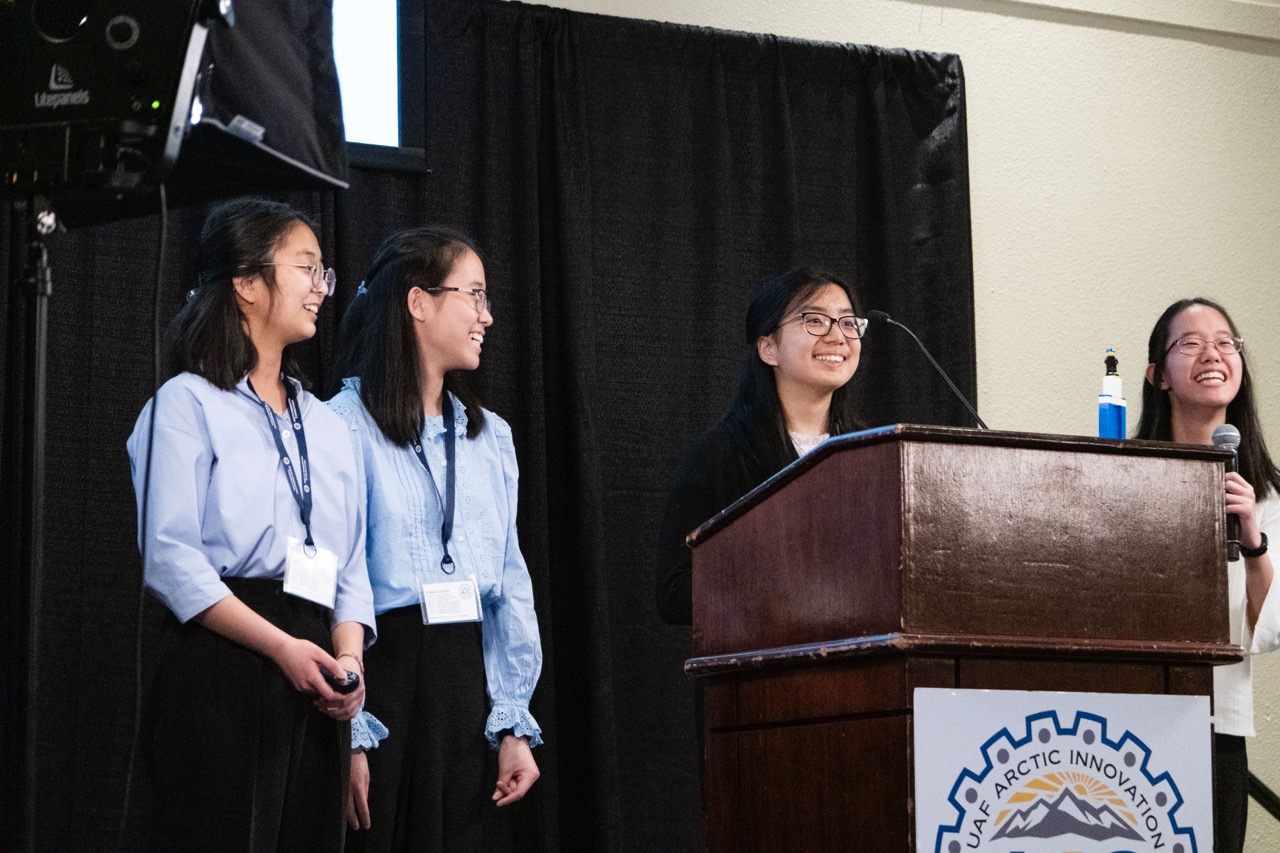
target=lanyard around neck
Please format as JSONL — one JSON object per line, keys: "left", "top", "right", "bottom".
{"left": 412, "top": 392, "right": 457, "bottom": 574}
{"left": 246, "top": 376, "right": 314, "bottom": 549}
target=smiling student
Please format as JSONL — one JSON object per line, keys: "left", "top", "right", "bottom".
{"left": 126, "top": 197, "right": 374, "bottom": 851}
{"left": 328, "top": 226, "right": 542, "bottom": 851}
{"left": 655, "top": 267, "right": 866, "bottom": 625}
{"left": 1135, "top": 297, "right": 1280, "bottom": 853}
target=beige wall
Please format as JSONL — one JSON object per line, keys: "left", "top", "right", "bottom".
{"left": 541, "top": 0, "right": 1280, "bottom": 845}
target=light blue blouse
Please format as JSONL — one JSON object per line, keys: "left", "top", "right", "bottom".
{"left": 328, "top": 380, "right": 543, "bottom": 747}
{"left": 126, "top": 373, "right": 375, "bottom": 640}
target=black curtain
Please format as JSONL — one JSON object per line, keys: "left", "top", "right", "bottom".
{"left": 0, "top": 1, "right": 973, "bottom": 849}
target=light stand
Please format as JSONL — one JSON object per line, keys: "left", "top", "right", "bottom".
{"left": 3, "top": 196, "right": 56, "bottom": 852}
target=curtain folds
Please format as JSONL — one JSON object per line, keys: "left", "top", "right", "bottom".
{"left": 0, "top": 1, "right": 973, "bottom": 849}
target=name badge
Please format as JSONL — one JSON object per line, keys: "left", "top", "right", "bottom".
{"left": 283, "top": 536, "right": 338, "bottom": 609}
{"left": 419, "top": 574, "right": 482, "bottom": 625}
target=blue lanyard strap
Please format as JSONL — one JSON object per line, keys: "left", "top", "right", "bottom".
{"left": 412, "top": 392, "right": 457, "bottom": 574}
{"left": 247, "top": 376, "right": 314, "bottom": 549}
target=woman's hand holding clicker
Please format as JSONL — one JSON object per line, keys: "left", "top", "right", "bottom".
{"left": 271, "top": 635, "right": 338, "bottom": 692}
{"left": 314, "top": 666, "right": 365, "bottom": 721}
{"left": 195, "top": 596, "right": 361, "bottom": 717}
{"left": 269, "top": 637, "right": 363, "bottom": 719}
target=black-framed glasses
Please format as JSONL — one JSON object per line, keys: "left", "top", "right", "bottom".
{"left": 1165, "top": 337, "right": 1244, "bottom": 357}
{"left": 782, "top": 312, "right": 867, "bottom": 340}
{"left": 426, "top": 287, "right": 491, "bottom": 316}
{"left": 261, "top": 263, "right": 337, "bottom": 297}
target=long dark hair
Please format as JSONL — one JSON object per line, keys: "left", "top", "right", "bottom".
{"left": 720, "top": 266, "right": 864, "bottom": 473}
{"left": 333, "top": 226, "right": 486, "bottom": 446}
{"left": 165, "top": 197, "right": 311, "bottom": 388}
{"left": 1135, "top": 297, "right": 1279, "bottom": 499}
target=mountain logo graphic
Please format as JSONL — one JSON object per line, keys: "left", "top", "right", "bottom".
{"left": 990, "top": 786, "right": 1143, "bottom": 842}
{"left": 48, "top": 64, "right": 74, "bottom": 91}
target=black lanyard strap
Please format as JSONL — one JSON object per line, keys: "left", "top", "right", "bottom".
{"left": 247, "top": 376, "right": 314, "bottom": 549}
{"left": 412, "top": 392, "right": 457, "bottom": 574}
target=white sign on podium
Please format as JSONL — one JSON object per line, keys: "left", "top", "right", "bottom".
{"left": 914, "top": 688, "right": 1211, "bottom": 853}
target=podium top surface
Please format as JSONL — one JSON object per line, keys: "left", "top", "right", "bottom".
{"left": 688, "top": 423, "right": 1232, "bottom": 548}
{"left": 687, "top": 422, "right": 1234, "bottom": 663}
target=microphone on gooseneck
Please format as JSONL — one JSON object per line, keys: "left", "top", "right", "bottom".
{"left": 867, "top": 309, "right": 989, "bottom": 430}
{"left": 1212, "top": 423, "right": 1242, "bottom": 561}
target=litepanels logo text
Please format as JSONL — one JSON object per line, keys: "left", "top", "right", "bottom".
{"left": 934, "top": 710, "right": 1198, "bottom": 853}
{"left": 34, "top": 64, "right": 90, "bottom": 109}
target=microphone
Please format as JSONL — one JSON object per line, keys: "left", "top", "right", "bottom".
{"left": 1212, "top": 423, "right": 1242, "bottom": 561}
{"left": 867, "top": 309, "right": 988, "bottom": 430}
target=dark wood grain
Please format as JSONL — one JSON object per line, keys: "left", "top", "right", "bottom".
{"left": 690, "top": 428, "right": 1236, "bottom": 852}
{"left": 692, "top": 427, "right": 1231, "bottom": 658}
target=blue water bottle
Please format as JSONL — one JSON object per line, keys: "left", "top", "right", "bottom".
{"left": 1098, "top": 348, "right": 1126, "bottom": 439}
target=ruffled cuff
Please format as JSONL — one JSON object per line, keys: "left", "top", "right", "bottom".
{"left": 351, "top": 709, "right": 389, "bottom": 752}
{"left": 485, "top": 704, "right": 543, "bottom": 750}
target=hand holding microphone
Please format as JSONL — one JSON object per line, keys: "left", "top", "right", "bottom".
{"left": 1212, "top": 424, "right": 1242, "bottom": 561}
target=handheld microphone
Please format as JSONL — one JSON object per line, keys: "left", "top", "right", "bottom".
{"left": 867, "top": 310, "right": 988, "bottom": 430}
{"left": 1212, "top": 423, "right": 1242, "bottom": 561}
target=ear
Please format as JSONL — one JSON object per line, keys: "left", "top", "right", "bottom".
{"left": 232, "top": 273, "right": 262, "bottom": 306}
{"left": 1144, "top": 362, "right": 1168, "bottom": 390}
{"left": 406, "top": 286, "right": 432, "bottom": 322}
{"left": 757, "top": 334, "right": 779, "bottom": 367}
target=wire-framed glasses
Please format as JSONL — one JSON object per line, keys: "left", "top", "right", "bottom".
{"left": 1166, "top": 337, "right": 1244, "bottom": 357}
{"left": 427, "top": 287, "right": 491, "bottom": 316}
{"left": 782, "top": 312, "right": 868, "bottom": 340}
{"left": 261, "top": 263, "right": 337, "bottom": 297}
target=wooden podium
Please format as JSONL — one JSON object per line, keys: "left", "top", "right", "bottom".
{"left": 686, "top": 425, "right": 1239, "bottom": 852}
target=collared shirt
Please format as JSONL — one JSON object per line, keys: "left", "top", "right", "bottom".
{"left": 328, "top": 380, "right": 542, "bottom": 746}
{"left": 127, "top": 373, "right": 375, "bottom": 639}
{"left": 1215, "top": 495, "right": 1280, "bottom": 736}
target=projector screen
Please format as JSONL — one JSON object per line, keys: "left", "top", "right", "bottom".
{"left": 333, "top": 0, "right": 400, "bottom": 147}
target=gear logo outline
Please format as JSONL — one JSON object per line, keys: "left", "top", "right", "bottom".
{"left": 932, "top": 709, "right": 1198, "bottom": 853}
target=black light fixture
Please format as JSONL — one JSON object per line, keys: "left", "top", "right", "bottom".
{"left": 0, "top": 0, "right": 349, "bottom": 224}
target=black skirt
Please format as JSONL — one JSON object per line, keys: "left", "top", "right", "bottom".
{"left": 347, "top": 605, "right": 510, "bottom": 853}
{"left": 144, "top": 577, "right": 349, "bottom": 853}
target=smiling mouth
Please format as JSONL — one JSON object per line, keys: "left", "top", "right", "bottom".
{"left": 303, "top": 304, "right": 319, "bottom": 315}
{"left": 815, "top": 354, "right": 845, "bottom": 363}
{"left": 469, "top": 332, "right": 484, "bottom": 346}
{"left": 1194, "top": 370, "right": 1226, "bottom": 384}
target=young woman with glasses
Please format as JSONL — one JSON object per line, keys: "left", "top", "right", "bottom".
{"left": 1135, "top": 297, "right": 1280, "bottom": 853}
{"left": 328, "top": 226, "right": 542, "bottom": 850}
{"left": 655, "top": 267, "right": 865, "bottom": 625}
{"left": 126, "top": 197, "right": 374, "bottom": 851}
